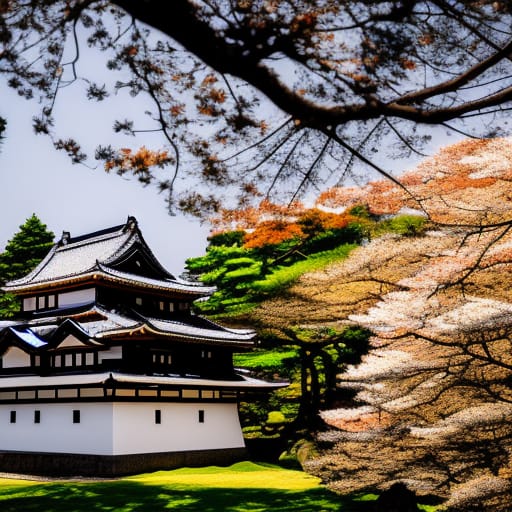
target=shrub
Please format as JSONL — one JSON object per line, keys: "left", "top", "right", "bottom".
{"left": 386, "top": 214, "right": 427, "bottom": 236}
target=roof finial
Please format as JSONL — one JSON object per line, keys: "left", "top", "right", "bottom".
{"left": 126, "top": 216, "right": 138, "bottom": 232}
{"left": 60, "top": 231, "right": 71, "bottom": 246}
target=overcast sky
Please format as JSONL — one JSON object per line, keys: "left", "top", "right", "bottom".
{"left": 0, "top": 81, "right": 211, "bottom": 276}
{"left": 0, "top": 17, "right": 465, "bottom": 277}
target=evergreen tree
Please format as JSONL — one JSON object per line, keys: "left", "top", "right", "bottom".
{"left": 0, "top": 214, "right": 54, "bottom": 318}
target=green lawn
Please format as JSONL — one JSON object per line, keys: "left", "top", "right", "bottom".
{"left": 0, "top": 461, "right": 441, "bottom": 511}
{"left": 0, "top": 461, "right": 370, "bottom": 512}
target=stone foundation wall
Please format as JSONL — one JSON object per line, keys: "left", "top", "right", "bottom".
{"left": 0, "top": 447, "right": 247, "bottom": 477}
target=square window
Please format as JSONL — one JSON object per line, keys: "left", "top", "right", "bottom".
{"left": 9, "top": 411, "right": 16, "bottom": 424}
{"left": 34, "top": 410, "right": 40, "bottom": 424}
{"left": 135, "top": 297, "right": 143, "bottom": 306}
{"left": 72, "top": 410, "right": 80, "bottom": 424}
{"left": 155, "top": 409, "right": 161, "bottom": 424}
{"left": 198, "top": 410, "right": 205, "bottom": 423}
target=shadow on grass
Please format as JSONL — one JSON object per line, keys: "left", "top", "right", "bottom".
{"left": 0, "top": 480, "right": 376, "bottom": 512}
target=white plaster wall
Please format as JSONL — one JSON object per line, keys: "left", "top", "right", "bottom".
{"left": 58, "top": 288, "right": 95, "bottom": 308}
{"left": 0, "top": 402, "right": 245, "bottom": 456}
{"left": 112, "top": 402, "right": 245, "bottom": 455}
{"left": 98, "top": 346, "right": 122, "bottom": 362}
{"left": 2, "top": 347, "right": 31, "bottom": 368}
{"left": 0, "top": 403, "right": 113, "bottom": 454}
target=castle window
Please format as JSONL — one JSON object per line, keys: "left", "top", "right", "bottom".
{"left": 34, "top": 410, "right": 40, "bottom": 424}
{"left": 155, "top": 409, "right": 161, "bottom": 424}
{"left": 135, "top": 297, "right": 143, "bottom": 306}
{"left": 72, "top": 410, "right": 80, "bottom": 424}
{"left": 23, "top": 297, "right": 36, "bottom": 312}
{"left": 38, "top": 296, "right": 46, "bottom": 309}
{"left": 47, "top": 295, "right": 56, "bottom": 308}
{"left": 198, "top": 410, "right": 205, "bottom": 423}
{"left": 9, "top": 411, "right": 16, "bottom": 423}
{"left": 169, "top": 303, "right": 175, "bottom": 313}
{"left": 159, "top": 301, "right": 165, "bottom": 311}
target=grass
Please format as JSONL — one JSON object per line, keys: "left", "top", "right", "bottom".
{"left": 0, "top": 461, "right": 382, "bottom": 512}
{"left": 0, "top": 461, "right": 443, "bottom": 511}
{"left": 253, "top": 244, "right": 357, "bottom": 295}
{"left": 233, "top": 349, "right": 297, "bottom": 371}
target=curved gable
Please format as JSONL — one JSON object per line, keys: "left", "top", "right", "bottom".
{"left": 107, "top": 243, "right": 174, "bottom": 280}
{"left": 2, "top": 346, "right": 31, "bottom": 368}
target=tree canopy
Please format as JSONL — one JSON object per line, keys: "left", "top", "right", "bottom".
{"left": 0, "top": 214, "right": 54, "bottom": 317}
{"left": 0, "top": 1, "right": 511, "bottom": 213}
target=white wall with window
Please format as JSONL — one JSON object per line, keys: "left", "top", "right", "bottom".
{"left": 0, "top": 401, "right": 244, "bottom": 455}
{"left": 112, "top": 402, "right": 244, "bottom": 454}
{"left": 0, "top": 403, "right": 113, "bottom": 454}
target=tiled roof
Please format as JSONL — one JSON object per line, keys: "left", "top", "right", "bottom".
{"left": 0, "top": 305, "right": 255, "bottom": 347}
{"left": 3, "top": 217, "right": 213, "bottom": 296}
{"left": 5, "top": 224, "right": 133, "bottom": 288}
{"left": 96, "top": 264, "right": 215, "bottom": 295}
{"left": 87, "top": 308, "right": 255, "bottom": 347}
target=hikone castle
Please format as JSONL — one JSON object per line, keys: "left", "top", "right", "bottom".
{"left": 0, "top": 216, "right": 283, "bottom": 476}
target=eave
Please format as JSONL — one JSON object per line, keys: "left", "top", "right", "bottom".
{"left": 0, "top": 371, "right": 288, "bottom": 392}
{"left": 96, "top": 323, "right": 255, "bottom": 350}
{"left": 3, "top": 269, "right": 215, "bottom": 299}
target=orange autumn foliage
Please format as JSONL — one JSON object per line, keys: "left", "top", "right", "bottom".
{"left": 210, "top": 199, "right": 306, "bottom": 234}
{"left": 104, "top": 146, "right": 171, "bottom": 176}
{"left": 243, "top": 219, "right": 303, "bottom": 249}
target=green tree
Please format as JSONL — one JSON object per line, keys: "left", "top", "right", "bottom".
{"left": 0, "top": 214, "right": 55, "bottom": 318}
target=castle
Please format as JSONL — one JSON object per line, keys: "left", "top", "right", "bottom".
{"left": 0, "top": 217, "right": 282, "bottom": 475}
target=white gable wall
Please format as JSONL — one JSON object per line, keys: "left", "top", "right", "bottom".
{"left": 59, "top": 335, "right": 88, "bottom": 348}
{"left": 2, "top": 347, "right": 31, "bottom": 368}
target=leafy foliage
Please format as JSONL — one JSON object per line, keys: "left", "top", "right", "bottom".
{"left": 0, "top": 214, "right": 54, "bottom": 318}
{"left": 187, "top": 203, "right": 369, "bottom": 315}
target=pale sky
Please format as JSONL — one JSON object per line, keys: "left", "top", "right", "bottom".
{"left": 0, "top": 17, "right": 465, "bottom": 277}
{"left": 0, "top": 81, "right": 211, "bottom": 276}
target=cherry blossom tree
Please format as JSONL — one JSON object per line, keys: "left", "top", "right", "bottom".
{"left": 301, "top": 223, "right": 512, "bottom": 509}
